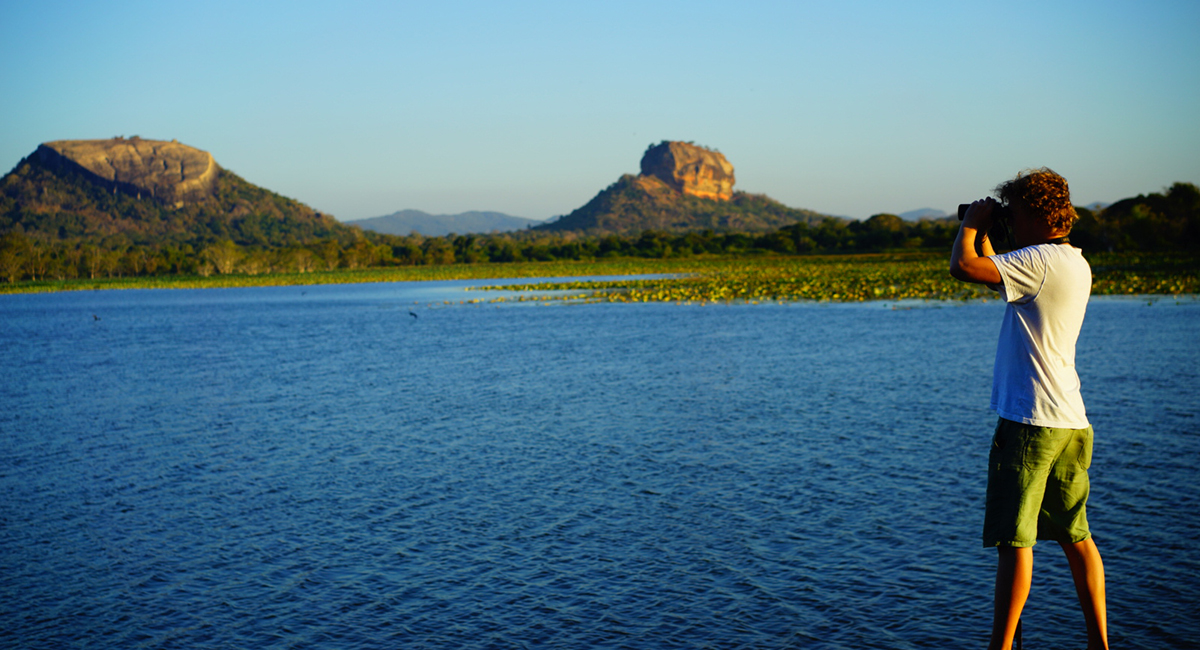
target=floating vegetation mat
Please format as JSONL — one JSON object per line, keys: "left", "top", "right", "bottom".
{"left": 478, "top": 253, "right": 1200, "bottom": 304}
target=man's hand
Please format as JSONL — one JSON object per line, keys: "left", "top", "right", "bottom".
{"left": 963, "top": 198, "right": 998, "bottom": 232}
{"left": 950, "top": 198, "right": 1002, "bottom": 285}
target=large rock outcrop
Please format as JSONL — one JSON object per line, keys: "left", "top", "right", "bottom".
{"left": 639, "top": 141, "right": 735, "bottom": 201}
{"left": 3, "top": 137, "right": 354, "bottom": 247}
{"left": 36, "top": 137, "right": 218, "bottom": 207}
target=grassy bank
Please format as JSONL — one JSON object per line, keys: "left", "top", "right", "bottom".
{"left": 2, "top": 252, "right": 1196, "bottom": 303}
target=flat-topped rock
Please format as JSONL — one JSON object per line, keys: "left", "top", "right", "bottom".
{"left": 639, "top": 141, "right": 735, "bottom": 201}
{"left": 38, "top": 137, "right": 218, "bottom": 206}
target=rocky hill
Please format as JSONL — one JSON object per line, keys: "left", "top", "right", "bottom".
{"left": 536, "top": 141, "right": 829, "bottom": 235}
{"left": 640, "top": 141, "right": 735, "bottom": 201}
{"left": 1, "top": 138, "right": 356, "bottom": 247}
{"left": 37, "top": 137, "right": 219, "bottom": 207}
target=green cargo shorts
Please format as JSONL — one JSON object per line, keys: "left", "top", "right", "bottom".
{"left": 983, "top": 418, "right": 1093, "bottom": 548}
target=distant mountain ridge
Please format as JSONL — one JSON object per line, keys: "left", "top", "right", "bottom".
{"left": 347, "top": 210, "right": 541, "bottom": 237}
{"left": 898, "top": 208, "right": 949, "bottom": 221}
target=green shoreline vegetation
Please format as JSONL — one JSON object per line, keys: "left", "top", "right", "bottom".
{"left": 3, "top": 252, "right": 1195, "bottom": 304}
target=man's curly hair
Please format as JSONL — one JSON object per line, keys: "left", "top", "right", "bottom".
{"left": 995, "top": 168, "right": 1078, "bottom": 232}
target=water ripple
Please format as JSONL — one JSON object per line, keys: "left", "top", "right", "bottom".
{"left": 1, "top": 285, "right": 1197, "bottom": 649}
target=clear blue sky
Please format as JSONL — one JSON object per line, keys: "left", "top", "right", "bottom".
{"left": 2, "top": 0, "right": 1197, "bottom": 222}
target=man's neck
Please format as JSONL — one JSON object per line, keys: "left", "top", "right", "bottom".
{"left": 1017, "top": 230, "right": 1071, "bottom": 248}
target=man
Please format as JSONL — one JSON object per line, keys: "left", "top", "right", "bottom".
{"left": 950, "top": 168, "right": 1109, "bottom": 650}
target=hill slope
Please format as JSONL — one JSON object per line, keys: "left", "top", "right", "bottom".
{"left": 535, "top": 173, "right": 831, "bottom": 236}
{"left": 0, "top": 138, "right": 357, "bottom": 247}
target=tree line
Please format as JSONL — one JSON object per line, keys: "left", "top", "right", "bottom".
{"left": 0, "top": 215, "right": 960, "bottom": 283}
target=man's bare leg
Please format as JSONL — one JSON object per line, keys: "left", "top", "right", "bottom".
{"left": 1059, "top": 537, "right": 1108, "bottom": 650}
{"left": 989, "top": 545, "right": 1032, "bottom": 650}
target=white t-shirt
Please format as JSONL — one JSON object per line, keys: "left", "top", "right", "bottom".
{"left": 989, "top": 244, "right": 1091, "bottom": 429}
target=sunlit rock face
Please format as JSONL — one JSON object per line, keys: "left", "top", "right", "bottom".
{"left": 37, "top": 137, "right": 218, "bottom": 207}
{"left": 639, "top": 141, "right": 735, "bottom": 201}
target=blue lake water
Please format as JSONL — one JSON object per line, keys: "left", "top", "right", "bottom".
{"left": 1, "top": 280, "right": 1197, "bottom": 649}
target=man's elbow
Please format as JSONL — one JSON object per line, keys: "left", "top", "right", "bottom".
{"left": 950, "top": 257, "right": 1001, "bottom": 285}
{"left": 949, "top": 259, "right": 973, "bottom": 282}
